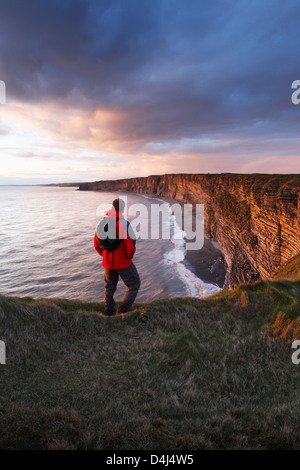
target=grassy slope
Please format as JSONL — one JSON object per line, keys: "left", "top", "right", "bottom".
{"left": 1, "top": 272, "right": 300, "bottom": 450}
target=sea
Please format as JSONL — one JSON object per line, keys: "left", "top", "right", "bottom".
{"left": 0, "top": 186, "right": 222, "bottom": 303}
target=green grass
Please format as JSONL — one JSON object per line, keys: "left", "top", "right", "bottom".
{"left": 1, "top": 277, "right": 300, "bottom": 450}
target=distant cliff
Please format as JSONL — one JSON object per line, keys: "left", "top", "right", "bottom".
{"left": 79, "top": 174, "right": 300, "bottom": 288}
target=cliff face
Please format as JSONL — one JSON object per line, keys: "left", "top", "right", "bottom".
{"left": 79, "top": 174, "right": 300, "bottom": 288}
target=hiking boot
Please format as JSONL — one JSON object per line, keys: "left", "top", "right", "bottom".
{"left": 104, "top": 310, "right": 115, "bottom": 316}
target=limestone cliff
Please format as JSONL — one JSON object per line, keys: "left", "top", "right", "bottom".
{"left": 79, "top": 174, "right": 300, "bottom": 288}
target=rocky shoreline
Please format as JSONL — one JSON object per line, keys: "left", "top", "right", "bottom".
{"left": 183, "top": 238, "right": 226, "bottom": 289}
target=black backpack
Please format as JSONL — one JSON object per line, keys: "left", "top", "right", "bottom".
{"left": 96, "top": 217, "right": 122, "bottom": 252}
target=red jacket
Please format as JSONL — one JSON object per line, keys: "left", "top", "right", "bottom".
{"left": 94, "top": 209, "right": 136, "bottom": 270}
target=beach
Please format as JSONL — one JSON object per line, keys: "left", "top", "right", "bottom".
{"left": 183, "top": 238, "right": 226, "bottom": 289}
{"left": 143, "top": 193, "right": 227, "bottom": 290}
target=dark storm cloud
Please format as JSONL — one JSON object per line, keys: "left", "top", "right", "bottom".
{"left": 1, "top": 0, "right": 300, "bottom": 146}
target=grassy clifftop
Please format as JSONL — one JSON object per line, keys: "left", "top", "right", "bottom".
{"left": 1, "top": 272, "right": 300, "bottom": 450}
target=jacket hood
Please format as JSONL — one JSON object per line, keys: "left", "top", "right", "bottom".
{"left": 106, "top": 209, "right": 124, "bottom": 219}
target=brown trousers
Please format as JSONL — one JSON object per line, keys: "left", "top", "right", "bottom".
{"left": 104, "top": 263, "right": 141, "bottom": 315}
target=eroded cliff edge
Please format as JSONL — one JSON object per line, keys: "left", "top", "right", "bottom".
{"left": 79, "top": 174, "right": 300, "bottom": 288}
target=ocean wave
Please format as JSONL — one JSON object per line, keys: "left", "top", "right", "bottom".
{"left": 141, "top": 194, "right": 222, "bottom": 298}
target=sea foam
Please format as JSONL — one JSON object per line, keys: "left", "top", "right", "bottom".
{"left": 140, "top": 194, "right": 222, "bottom": 298}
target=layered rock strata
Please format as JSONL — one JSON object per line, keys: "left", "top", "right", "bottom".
{"left": 79, "top": 174, "right": 300, "bottom": 287}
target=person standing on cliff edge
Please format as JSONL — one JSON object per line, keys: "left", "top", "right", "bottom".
{"left": 94, "top": 198, "right": 141, "bottom": 316}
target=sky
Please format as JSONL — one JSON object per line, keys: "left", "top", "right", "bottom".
{"left": 0, "top": 0, "right": 299, "bottom": 184}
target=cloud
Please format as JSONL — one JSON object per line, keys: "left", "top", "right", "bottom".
{"left": 1, "top": 0, "right": 300, "bottom": 181}
{"left": 0, "top": 122, "right": 10, "bottom": 135}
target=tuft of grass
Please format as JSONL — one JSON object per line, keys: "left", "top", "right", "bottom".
{"left": 0, "top": 279, "right": 300, "bottom": 450}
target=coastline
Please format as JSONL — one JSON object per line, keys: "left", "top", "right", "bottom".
{"left": 119, "top": 190, "right": 227, "bottom": 291}
{"left": 183, "top": 238, "right": 226, "bottom": 289}
{"left": 78, "top": 174, "right": 300, "bottom": 289}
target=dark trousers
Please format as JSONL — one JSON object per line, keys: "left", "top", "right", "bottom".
{"left": 104, "top": 263, "right": 141, "bottom": 315}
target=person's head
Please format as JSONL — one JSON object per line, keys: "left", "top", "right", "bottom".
{"left": 112, "top": 198, "right": 125, "bottom": 213}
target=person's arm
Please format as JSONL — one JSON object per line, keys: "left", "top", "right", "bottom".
{"left": 118, "top": 220, "right": 136, "bottom": 259}
{"left": 94, "top": 233, "right": 103, "bottom": 256}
